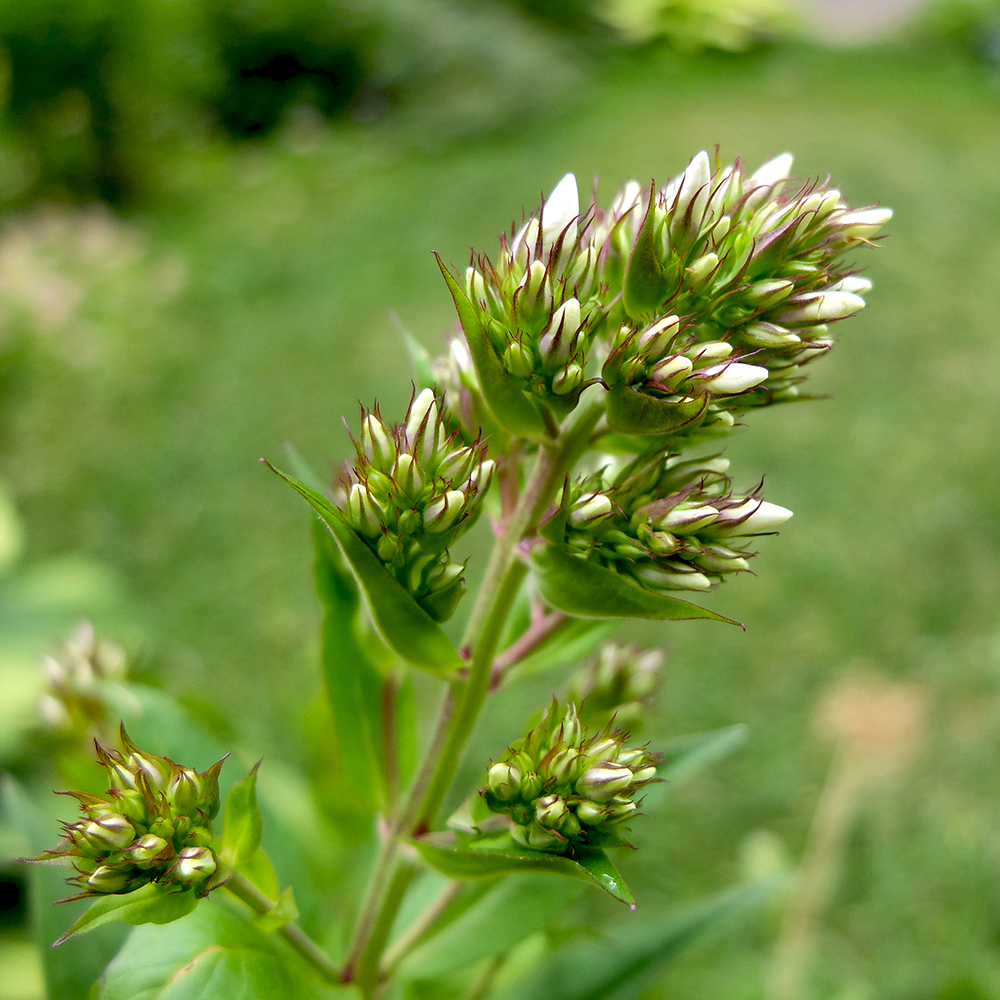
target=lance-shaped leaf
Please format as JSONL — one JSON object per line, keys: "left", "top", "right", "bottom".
{"left": 222, "top": 762, "right": 263, "bottom": 867}
{"left": 98, "top": 897, "right": 345, "bottom": 999}
{"left": 54, "top": 883, "right": 200, "bottom": 947}
{"left": 434, "top": 253, "right": 547, "bottom": 438}
{"left": 605, "top": 386, "right": 709, "bottom": 436}
{"left": 398, "top": 874, "right": 583, "bottom": 980}
{"left": 530, "top": 545, "right": 740, "bottom": 626}
{"left": 266, "top": 462, "right": 463, "bottom": 675}
{"left": 623, "top": 183, "right": 668, "bottom": 321}
{"left": 411, "top": 832, "right": 635, "bottom": 906}
{"left": 490, "top": 878, "right": 782, "bottom": 1000}
{"left": 314, "top": 520, "right": 386, "bottom": 808}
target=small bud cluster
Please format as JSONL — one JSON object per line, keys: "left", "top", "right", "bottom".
{"left": 33, "top": 726, "right": 227, "bottom": 901}
{"left": 465, "top": 174, "right": 609, "bottom": 411}
{"left": 596, "top": 151, "right": 892, "bottom": 406}
{"left": 37, "top": 621, "right": 127, "bottom": 737}
{"left": 567, "top": 642, "right": 664, "bottom": 730}
{"left": 481, "top": 701, "right": 657, "bottom": 853}
{"left": 431, "top": 336, "right": 501, "bottom": 445}
{"left": 552, "top": 452, "right": 791, "bottom": 593}
{"left": 341, "top": 388, "right": 495, "bottom": 622}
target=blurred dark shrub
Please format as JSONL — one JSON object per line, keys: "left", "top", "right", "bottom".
{"left": 0, "top": 0, "right": 580, "bottom": 207}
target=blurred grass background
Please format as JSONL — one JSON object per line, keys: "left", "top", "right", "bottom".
{"left": 0, "top": 0, "right": 998, "bottom": 996}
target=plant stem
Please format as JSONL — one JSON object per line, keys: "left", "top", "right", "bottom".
{"left": 381, "top": 879, "right": 464, "bottom": 975}
{"left": 225, "top": 871, "right": 341, "bottom": 984}
{"left": 490, "top": 610, "right": 569, "bottom": 690}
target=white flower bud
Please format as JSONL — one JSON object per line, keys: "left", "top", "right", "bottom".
{"left": 685, "top": 252, "right": 718, "bottom": 286}
{"left": 710, "top": 499, "right": 793, "bottom": 536}
{"left": 686, "top": 341, "right": 732, "bottom": 361}
{"left": 576, "top": 764, "right": 634, "bottom": 802}
{"left": 671, "top": 150, "right": 712, "bottom": 232}
{"left": 650, "top": 355, "right": 693, "bottom": 386}
{"left": 468, "top": 459, "right": 495, "bottom": 495}
{"left": 361, "top": 414, "right": 395, "bottom": 469}
{"left": 638, "top": 314, "right": 681, "bottom": 357}
{"left": 511, "top": 217, "right": 539, "bottom": 268}
{"left": 173, "top": 846, "right": 217, "bottom": 882}
{"left": 743, "top": 323, "right": 800, "bottom": 346}
{"left": 827, "top": 276, "right": 873, "bottom": 295}
{"left": 405, "top": 389, "right": 440, "bottom": 463}
{"left": 348, "top": 483, "right": 384, "bottom": 538}
{"left": 745, "top": 152, "right": 794, "bottom": 208}
{"left": 487, "top": 761, "right": 521, "bottom": 801}
{"left": 541, "top": 173, "right": 579, "bottom": 255}
{"left": 835, "top": 207, "right": 893, "bottom": 240}
{"left": 576, "top": 800, "right": 608, "bottom": 826}
{"left": 777, "top": 291, "right": 865, "bottom": 324}
{"left": 652, "top": 504, "right": 718, "bottom": 532}
{"left": 745, "top": 279, "right": 794, "bottom": 307}
{"left": 424, "top": 490, "right": 466, "bottom": 534}
{"left": 570, "top": 493, "right": 612, "bottom": 524}
{"left": 697, "top": 362, "right": 769, "bottom": 395}
{"left": 633, "top": 563, "right": 712, "bottom": 591}
{"left": 83, "top": 814, "right": 135, "bottom": 850}
{"left": 465, "top": 267, "right": 489, "bottom": 308}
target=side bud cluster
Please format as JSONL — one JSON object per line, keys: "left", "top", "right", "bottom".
{"left": 566, "top": 642, "right": 664, "bottom": 730}
{"left": 552, "top": 452, "right": 791, "bottom": 593}
{"left": 481, "top": 701, "right": 657, "bottom": 853}
{"left": 341, "top": 388, "right": 494, "bottom": 622}
{"left": 465, "top": 173, "right": 609, "bottom": 412}
{"left": 32, "top": 726, "right": 227, "bottom": 901}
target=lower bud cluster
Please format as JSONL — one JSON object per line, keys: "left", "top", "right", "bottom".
{"left": 33, "top": 726, "right": 228, "bottom": 901}
{"left": 481, "top": 702, "right": 657, "bottom": 853}
{"left": 557, "top": 453, "right": 792, "bottom": 593}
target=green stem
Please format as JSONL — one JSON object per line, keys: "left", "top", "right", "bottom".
{"left": 381, "top": 879, "right": 464, "bottom": 975}
{"left": 225, "top": 871, "right": 341, "bottom": 984}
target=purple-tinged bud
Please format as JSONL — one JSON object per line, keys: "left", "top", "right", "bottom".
{"left": 831, "top": 207, "right": 893, "bottom": 241}
{"left": 649, "top": 355, "right": 693, "bottom": 387}
{"left": 126, "top": 834, "right": 171, "bottom": 866}
{"left": 347, "top": 483, "right": 384, "bottom": 538}
{"left": 361, "top": 414, "right": 396, "bottom": 470}
{"left": 487, "top": 761, "right": 522, "bottom": 801}
{"left": 743, "top": 323, "right": 801, "bottom": 347}
{"left": 575, "top": 764, "right": 633, "bottom": 802}
{"left": 670, "top": 150, "right": 712, "bottom": 235}
{"left": 605, "top": 797, "right": 638, "bottom": 824}
{"left": 685, "top": 341, "right": 732, "bottom": 362}
{"left": 541, "top": 173, "right": 579, "bottom": 257}
{"left": 685, "top": 252, "right": 718, "bottom": 287}
{"left": 570, "top": 493, "right": 613, "bottom": 525}
{"left": 777, "top": 291, "right": 865, "bottom": 325}
{"left": 535, "top": 794, "right": 569, "bottom": 829}
{"left": 708, "top": 499, "right": 793, "bottom": 536}
{"left": 423, "top": 490, "right": 466, "bottom": 534}
{"left": 86, "top": 865, "right": 136, "bottom": 894}
{"left": 514, "top": 260, "right": 551, "bottom": 328}
{"left": 745, "top": 153, "right": 794, "bottom": 209}
{"left": 638, "top": 315, "right": 681, "bottom": 358}
{"left": 539, "top": 299, "right": 581, "bottom": 371}
{"left": 81, "top": 813, "right": 135, "bottom": 851}
{"left": 651, "top": 504, "right": 718, "bottom": 532}
{"left": 551, "top": 362, "right": 584, "bottom": 396}
{"left": 172, "top": 847, "right": 217, "bottom": 884}
{"left": 696, "top": 362, "right": 769, "bottom": 395}
{"left": 745, "top": 279, "right": 794, "bottom": 307}
{"left": 827, "top": 276, "right": 873, "bottom": 295}
{"left": 392, "top": 454, "right": 424, "bottom": 496}
{"left": 546, "top": 747, "right": 581, "bottom": 784}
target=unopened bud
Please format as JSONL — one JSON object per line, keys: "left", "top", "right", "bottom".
{"left": 82, "top": 814, "right": 135, "bottom": 851}
{"left": 552, "top": 361, "right": 584, "bottom": 396}
{"left": 709, "top": 499, "right": 793, "bottom": 536}
{"left": 87, "top": 865, "right": 135, "bottom": 894}
{"left": 575, "top": 765, "right": 633, "bottom": 802}
{"left": 777, "top": 291, "right": 865, "bottom": 325}
{"left": 487, "top": 762, "right": 521, "bottom": 802}
{"left": 126, "top": 834, "right": 171, "bottom": 866}
{"left": 649, "top": 355, "right": 693, "bottom": 387}
{"left": 361, "top": 414, "right": 395, "bottom": 469}
{"left": 685, "top": 252, "right": 718, "bottom": 287}
{"left": 347, "top": 483, "right": 384, "bottom": 538}
{"left": 570, "top": 493, "right": 612, "bottom": 525}
{"left": 535, "top": 794, "right": 569, "bottom": 829}
{"left": 633, "top": 563, "right": 712, "bottom": 591}
{"left": 697, "top": 362, "right": 769, "bottom": 395}
{"left": 424, "top": 490, "right": 466, "bottom": 534}
{"left": 173, "top": 846, "right": 217, "bottom": 884}
{"left": 504, "top": 341, "right": 535, "bottom": 380}
{"left": 638, "top": 315, "right": 681, "bottom": 357}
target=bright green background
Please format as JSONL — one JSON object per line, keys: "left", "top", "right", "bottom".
{"left": 1, "top": 36, "right": 998, "bottom": 1000}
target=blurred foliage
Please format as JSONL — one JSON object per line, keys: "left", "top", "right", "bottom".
{"left": 0, "top": 0, "right": 804, "bottom": 210}
{"left": 915, "top": 0, "right": 1000, "bottom": 62}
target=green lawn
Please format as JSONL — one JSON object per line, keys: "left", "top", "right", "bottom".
{"left": 1, "top": 39, "right": 998, "bottom": 998}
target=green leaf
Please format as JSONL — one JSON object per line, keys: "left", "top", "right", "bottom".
{"left": 222, "top": 761, "right": 263, "bottom": 867}
{"left": 98, "top": 896, "right": 346, "bottom": 999}
{"left": 642, "top": 725, "right": 748, "bottom": 810}
{"left": 266, "top": 462, "right": 464, "bottom": 675}
{"left": 622, "top": 185, "right": 668, "bottom": 321}
{"left": 491, "top": 878, "right": 782, "bottom": 1000}
{"left": 54, "top": 883, "right": 199, "bottom": 947}
{"left": 314, "top": 519, "right": 386, "bottom": 807}
{"left": 530, "top": 545, "right": 740, "bottom": 626}
{"left": 398, "top": 874, "right": 583, "bottom": 980}
{"left": 254, "top": 886, "right": 299, "bottom": 933}
{"left": 411, "top": 832, "right": 635, "bottom": 906}
{"left": 605, "top": 386, "right": 709, "bottom": 436}
{"left": 282, "top": 441, "right": 327, "bottom": 493}
{"left": 434, "top": 253, "right": 547, "bottom": 438}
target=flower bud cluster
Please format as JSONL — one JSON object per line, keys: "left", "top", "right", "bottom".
{"left": 465, "top": 173, "right": 609, "bottom": 409}
{"left": 341, "top": 388, "right": 495, "bottom": 622}
{"left": 566, "top": 642, "right": 664, "bottom": 730}
{"left": 481, "top": 701, "right": 657, "bottom": 853}
{"left": 595, "top": 151, "right": 891, "bottom": 405}
{"left": 431, "top": 336, "right": 501, "bottom": 446}
{"left": 33, "top": 726, "right": 227, "bottom": 901}
{"left": 553, "top": 452, "right": 792, "bottom": 593}
{"left": 37, "top": 621, "right": 127, "bottom": 737}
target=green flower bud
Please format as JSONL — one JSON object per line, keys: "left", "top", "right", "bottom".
{"left": 172, "top": 847, "right": 217, "bottom": 885}
{"left": 551, "top": 361, "right": 584, "bottom": 396}
{"left": 423, "top": 490, "right": 466, "bottom": 534}
{"left": 504, "top": 340, "right": 536, "bottom": 380}
{"left": 361, "top": 412, "right": 396, "bottom": 470}
{"left": 80, "top": 813, "right": 135, "bottom": 851}
{"left": 125, "top": 834, "right": 171, "bottom": 866}
{"left": 487, "top": 762, "right": 522, "bottom": 802}
{"left": 576, "top": 800, "right": 607, "bottom": 826}
{"left": 535, "top": 794, "right": 569, "bottom": 830}
{"left": 86, "top": 865, "right": 137, "bottom": 894}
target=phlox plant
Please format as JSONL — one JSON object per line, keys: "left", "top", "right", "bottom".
{"left": 21, "top": 149, "right": 890, "bottom": 999}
